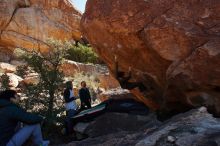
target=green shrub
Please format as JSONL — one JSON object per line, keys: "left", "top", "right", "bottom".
{"left": 16, "top": 65, "right": 28, "bottom": 78}
{"left": 17, "top": 38, "right": 69, "bottom": 119}
{"left": 14, "top": 39, "right": 72, "bottom": 141}
{"left": 66, "top": 43, "right": 101, "bottom": 64}
{"left": 0, "top": 73, "right": 10, "bottom": 91}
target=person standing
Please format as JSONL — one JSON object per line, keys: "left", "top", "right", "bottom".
{"left": 79, "top": 81, "right": 91, "bottom": 110}
{"left": 0, "top": 90, "right": 49, "bottom": 146}
{"left": 63, "top": 81, "right": 78, "bottom": 134}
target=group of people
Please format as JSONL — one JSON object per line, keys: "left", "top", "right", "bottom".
{"left": 63, "top": 81, "right": 91, "bottom": 134}
{"left": 0, "top": 81, "right": 91, "bottom": 146}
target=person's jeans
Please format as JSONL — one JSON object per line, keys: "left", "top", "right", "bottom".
{"left": 66, "top": 109, "right": 77, "bottom": 134}
{"left": 7, "top": 124, "right": 47, "bottom": 146}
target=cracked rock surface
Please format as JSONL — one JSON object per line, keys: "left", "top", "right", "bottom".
{"left": 136, "top": 107, "right": 220, "bottom": 146}
{"left": 0, "top": 0, "right": 81, "bottom": 59}
{"left": 65, "top": 107, "right": 220, "bottom": 146}
{"left": 81, "top": 0, "right": 220, "bottom": 115}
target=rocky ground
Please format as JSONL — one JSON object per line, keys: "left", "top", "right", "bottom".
{"left": 59, "top": 107, "right": 220, "bottom": 146}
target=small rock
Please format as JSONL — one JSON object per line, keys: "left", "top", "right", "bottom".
{"left": 0, "top": 62, "right": 16, "bottom": 73}
{"left": 198, "top": 107, "right": 207, "bottom": 113}
{"left": 22, "top": 75, "right": 39, "bottom": 85}
{"left": 74, "top": 122, "right": 91, "bottom": 134}
{"left": 7, "top": 73, "right": 23, "bottom": 87}
{"left": 167, "top": 136, "right": 176, "bottom": 143}
{"left": 10, "top": 60, "right": 27, "bottom": 66}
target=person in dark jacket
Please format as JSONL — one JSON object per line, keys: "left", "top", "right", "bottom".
{"left": 79, "top": 81, "right": 91, "bottom": 110}
{"left": 63, "top": 81, "right": 78, "bottom": 134}
{"left": 0, "top": 90, "right": 49, "bottom": 146}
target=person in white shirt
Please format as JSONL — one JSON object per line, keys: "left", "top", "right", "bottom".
{"left": 63, "top": 81, "right": 78, "bottom": 134}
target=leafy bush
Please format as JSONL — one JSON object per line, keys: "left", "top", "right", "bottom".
{"left": 0, "top": 73, "right": 10, "bottom": 91}
{"left": 17, "top": 38, "right": 70, "bottom": 120}
{"left": 16, "top": 65, "right": 28, "bottom": 78}
{"left": 66, "top": 43, "right": 101, "bottom": 64}
{"left": 13, "top": 39, "right": 73, "bottom": 141}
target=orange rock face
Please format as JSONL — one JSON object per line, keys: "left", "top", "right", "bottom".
{"left": 81, "top": 0, "right": 220, "bottom": 114}
{"left": 0, "top": 0, "right": 81, "bottom": 56}
{"left": 61, "top": 60, "right": 120, "bottom": 90}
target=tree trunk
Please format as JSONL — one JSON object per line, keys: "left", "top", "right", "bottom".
{"left": 47, "top": 90, "right": 55, "bottom": 119}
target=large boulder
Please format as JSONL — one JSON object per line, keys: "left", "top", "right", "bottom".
{"left": 81, "top": 0, "right": 220, "bottom": 115}
{"left": 0, "top": 0, "right": 81, "bottom": 58}
{"left": 136, "top": 107, "right": 220, "bottom": 146}
{"left": 98, "top": 88, "right": 134, "bottom": 102}
{"left": 68, "top": 112, "right": 160, "bottom": 146}
{"left": 68, "top": 107, "right": 220, "bottom": 146}
{"left": 82, "top": 112, "right": 159, "bottom": 138}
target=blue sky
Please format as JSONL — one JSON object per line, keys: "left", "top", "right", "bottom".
{"left": 71, "top": 0, "right": 87, "bottom": 13}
